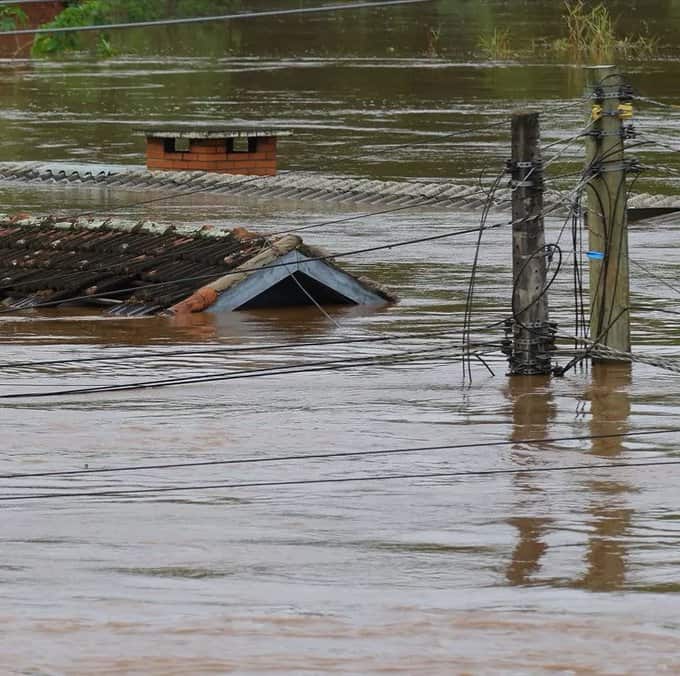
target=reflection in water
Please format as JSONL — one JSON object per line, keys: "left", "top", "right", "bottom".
{"left": 505, "top": 375, "right": 554, "bottom": 586}
{"left": 0, "top": 302, "right": 378, "bottom": 347}
{"left": 2, "top": 9, "right": 680, "bottom": 668}
{"left": 579, "top": 362, "right": 633, "bottom": 592}
{"left": 504, "top": 366, "right": 635, "bottom": 591}
{"left": 506, "top": 515, "right": 551, "bottom": 586}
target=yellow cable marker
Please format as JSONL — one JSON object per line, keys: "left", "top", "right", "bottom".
{"left": 618, "top": 102, "right": 634, "bottom": 119}
{"left": 591, "top": 104, "right": 603, "bottom": 121}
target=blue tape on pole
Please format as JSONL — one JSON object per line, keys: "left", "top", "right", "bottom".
{"left": 586, "top": 250, "right": 605, "bottom": 260}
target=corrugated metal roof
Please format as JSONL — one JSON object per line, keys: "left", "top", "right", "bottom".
{"left": 1, "top": 161, "right": 678, "bottom": 217}
{"left": 0, "top": 162, "right": 496, "bottom": 210}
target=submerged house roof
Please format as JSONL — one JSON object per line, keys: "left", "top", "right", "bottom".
{"left": 0, "top": 215, "right": 395, "bottom": 316}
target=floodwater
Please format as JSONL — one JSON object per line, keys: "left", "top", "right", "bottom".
{"left": 3, "top": 2, "right": 680, "bottom": 673}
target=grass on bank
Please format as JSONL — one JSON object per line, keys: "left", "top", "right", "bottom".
{"left": 30, "top": 0, "right": 243, "bottom": 57}
{"left": 477, "top": 1, "right": 659, "bottom": 62}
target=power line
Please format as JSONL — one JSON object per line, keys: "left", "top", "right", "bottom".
{"left": 0, "top": 180, "right": 440, "bottom": 297}
{"left": 0, "top": 329, "right": 463, "bottom": 370}
{"left": 0, "top": 0, "right": 66, "bottom": 5}
{"left": 1, "top": 176, "right": 584, "bottom": 316}
{"left": 0, "top": 110, "right": 589, "bottom": 314}
{"left": 269, "top": 196, "right": 466, "bottom": 237}
{"left": 0, "top": 218, "right": 511, "bottom": 314}
{"left": 368, "top": 119, "right": 510, "bottom": 156}
{"left": 636, "top": 133, "right": 680, "bottom": 154}
{"left": 630, "top": 258, "right": 680, "bottom": 298}
{"left": 0, "top": 340, "right": 499, "bottom": 399}
{"left": 4, "top": 183, "right": 583, "bottom": 316}
{"left": 4, "top": 457, "right": 680, "bottom": 503}
{"left": 3, "top": 428, "right": 676, "bottom": 481}
{"left": 269, "top": 189, "right": 490, "bottom": 237}
{"left": 0, "top": 0, "right": 434, "bottom": 36}
{"left": 635, "top": 95, "right": 680, "bottom": 111}
{"left": 73, "top": 174, "right": 266, "bottom": 219}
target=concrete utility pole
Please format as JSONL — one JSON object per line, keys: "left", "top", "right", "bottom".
{"left": 505, "top": 110, "right": 555, "bottom": 376}
{"left": 584, "top": 65, "right": 631, "bottom": 357}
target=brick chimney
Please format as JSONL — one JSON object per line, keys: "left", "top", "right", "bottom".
{"left": 142, "top": 128, "right": 291, "bottom": 176}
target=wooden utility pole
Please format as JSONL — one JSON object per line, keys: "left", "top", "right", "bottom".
{"left": 505, "top": 111, "right": 555, "bottom": 376}
{"left": 585, "top": 65, "right": 631, "bottom": 357}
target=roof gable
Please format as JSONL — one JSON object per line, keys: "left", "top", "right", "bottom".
{"left": 0, "top": 215, "right": 394, "bottom": 315}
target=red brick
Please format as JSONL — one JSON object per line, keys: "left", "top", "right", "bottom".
{"left": 146, "top": 140, "right": 166, "bottom": 159}
{"left": 225, "top": 153, "right": 249, "bottom": 162}
{"left": 221, "top": 161, "right": 247, "bottom": 170}
{"left": 250, "top": 160, "right": 276, "bottom": 169}
{"left": 196, "top": 160, "right": 233, "bottom": 171}
{"left": 169, "top": 161, "right": 204, "bottom": 171}
{"left": 148, "top": 159, "right": 183, "bottom": 171}
{"left": 183, "top": 152, "right": 228, "bottom": 162}
{"left": 190, "top": 145, "right": 225, "bottom": 154}
{"left": 225, "top": 153, "right": 244, "bottom": 162}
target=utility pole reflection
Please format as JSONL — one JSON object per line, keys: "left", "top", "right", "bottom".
{"left": 505, "top": 375, "right": 555, "bottom": 586}
{"left": 578, "top": 362, "right": 633, "bottom": 591}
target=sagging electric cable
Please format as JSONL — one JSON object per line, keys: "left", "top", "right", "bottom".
{"left": 0, "top": 219, "right": 513, "bottom": 314}
{"left": 0, "top": 174, "right": 595, "bottom": 317}
{"left": 0, "top": 189, "right": 444, "bottom": 297}
{"left": 0, "top": 0, "right": 435, "bottom": 36}
{"left": 462, "top": 169, "right": 504, "bottom": 384}
{"left": 72, "top": 174, "right": 266, "bottom": 219}
{"left": 0, "top": 328, "right": 480, "bottom": 371}
{"left": 4, "top": 457, "right": 680, "bottom": 503}
{"left": 2, "top": 428, "right": 677, "bottom": 481}
{"left": 0, "top": 339, "right": 502, "bottom": 399}
{"left": 630, "top": 258, "right": 680, "bottom": 298}
{"left": 0, "top": 114, "right": 602, "bottom": 311}
{"left": 368, "top": 101, "right": 586, "bottom": 159}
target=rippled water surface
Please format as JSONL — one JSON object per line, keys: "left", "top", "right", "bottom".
{"left": 3, "top": 2, "right": 680, "bottom": 673}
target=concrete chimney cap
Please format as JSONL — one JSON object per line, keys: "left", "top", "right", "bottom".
{"left": 137, "top": 127, "right": 293, "bottom": 140}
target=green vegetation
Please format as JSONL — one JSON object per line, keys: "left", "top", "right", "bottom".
{"left": 0, "top": 6, "right": 27, "bottom": 31}
{"left": 552, "top": 1, "right": 659, "bottom": 62}
{"left": 32, "top": 0, "right": 111, "bottom": 57}
{"left": 31, "top": 0, "right": 243, "bottom": 56}
{"left": 17, "top": 0, "right": 668, "bottom": 61}
{"left": 477, "top": 28, "right": 514, "bottom": 61}
{"left": 473, "top": 1, "right": 660, "bottom": 63}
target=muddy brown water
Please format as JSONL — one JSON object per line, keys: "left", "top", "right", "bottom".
{"left": 3, "top": 2, "right": 680, "bottom": 673}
